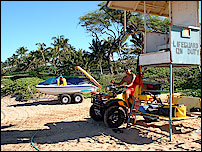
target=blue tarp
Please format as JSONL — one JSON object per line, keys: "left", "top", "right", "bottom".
{"left": 38, "top": 77, "right": 89, "bottom": 85}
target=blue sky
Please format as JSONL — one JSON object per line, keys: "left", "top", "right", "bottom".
{"left": 1, "top": 1, "right": 201, "bottom": 62}
{"left": 1, "top": 1, "right": 102, "bottom": 62}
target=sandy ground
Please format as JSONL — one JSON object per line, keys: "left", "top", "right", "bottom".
{"left": 1, "top": 94, "right": 201, "bottom": 151}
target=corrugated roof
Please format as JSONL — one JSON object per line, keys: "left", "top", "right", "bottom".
{"left": 107, "top": 1, "right": 169, "bottom": 17}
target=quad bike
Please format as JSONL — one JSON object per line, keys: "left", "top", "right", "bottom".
{"left": 90, "top": 83, "right": 162, "bottom": 128}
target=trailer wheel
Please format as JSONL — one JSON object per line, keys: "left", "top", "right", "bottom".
{"left": 72, "top": 93, "right": 83, "bottom": 103}
{"left": 60, "top": 94, "right": 71, "bottom": 104}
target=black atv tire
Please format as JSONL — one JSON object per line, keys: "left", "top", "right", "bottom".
{"left": 104, "top": 106, "right": 126, "bottom": 128}
{"left": 90, "top": 105, "right": 103, "bottom": 121}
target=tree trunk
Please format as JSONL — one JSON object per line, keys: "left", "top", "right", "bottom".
{"left": 99, "top": 60, "right": 103, "bottom": 75}
{"left": 53, "top": 59, "right": 57, "bottom": 75}
{"left": 41, "top": 51, "right": 47, "bottom": 67}
{"left": 107, "top": 43, "right": 115, "bottom": 74}
{"left": 107, "top": 54, "right": 113, "bottom": 74}
{"left": 113, "top": 62, "right": 119, "bottom": 74}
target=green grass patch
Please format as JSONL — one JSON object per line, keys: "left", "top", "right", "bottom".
{"left": 1, "top": 77, "right": 44, "bottom": 99}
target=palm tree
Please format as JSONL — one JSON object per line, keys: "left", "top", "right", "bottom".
{"left": 16, "top": 46, "right": 28, "bottom": 61}
{"left": 28, "top": 50, "right": 38, "bottom": 70}
{"left": 89, "top": 38, "right": 106, "bottom": 75}
{"left": 51, "top": 35, "right": 65, "bottom": 66}
{"left": 59, "top": 37, "right": 71, "bottom": 66}
{"left": 11, "top": 54, "right": 19, "bottom": 71}
{"left": 36, "top": 43, "right": 47, "bottom": 66}
{"left": 82, "top": 50, "right": 92, "bottom": 71}
{"left": 49, "top": 47, "right": 58, "bottom": 74}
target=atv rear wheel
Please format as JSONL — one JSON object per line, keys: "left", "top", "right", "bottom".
{"left": 104, "top": 106, "right": 126, "bottom": 128}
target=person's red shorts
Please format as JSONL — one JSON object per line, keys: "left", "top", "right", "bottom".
{"left": 125, "top": 87, "right": 135, "bottom": 96}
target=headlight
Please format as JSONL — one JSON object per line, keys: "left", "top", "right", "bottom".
{"left": 107, "top": 86, "right": 110, "bottom": 91}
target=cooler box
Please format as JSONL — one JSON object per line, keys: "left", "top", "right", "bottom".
{"left": 158, "top": 104, "right": 186, "bottom": 117}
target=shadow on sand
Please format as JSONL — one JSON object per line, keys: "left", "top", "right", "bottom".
{"left": 8, "top": 99, "right": 60, "bottom": 107}
{"left": 8, "top": 98, "right": 83, "bottom": 107}
{"left": 1, "top": 117, "right": 197, "bottom": 147}
{"left": 2, "top": 118, "right": 153, "bottom": 146}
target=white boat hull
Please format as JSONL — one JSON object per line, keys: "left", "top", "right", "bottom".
{"left": 35, "top": 84, "right": 98, "bottom": 95}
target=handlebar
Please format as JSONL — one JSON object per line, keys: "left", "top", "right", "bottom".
{"left": 116, "top": 85, "right": 133, "bottom": 89}
{"left": 116, "top": 86, "right": 124, "bottom": 89}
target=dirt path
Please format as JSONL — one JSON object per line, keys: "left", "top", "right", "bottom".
{"left": 1, "top": 95, "right": 201, "bottom": 151}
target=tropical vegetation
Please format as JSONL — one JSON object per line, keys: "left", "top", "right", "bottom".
{"left": 1, "top": 2, "right": 201, "bottom": 99}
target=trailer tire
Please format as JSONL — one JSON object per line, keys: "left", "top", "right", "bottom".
{"left": 72, "top": 93, "right": 83, "bottom": 103}
{"left": 60, "top": 94, "right": 71, "bottom": 104}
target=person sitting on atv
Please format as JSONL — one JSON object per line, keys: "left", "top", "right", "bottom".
{"left": 111, "top": 66, "right": 137, "bottom": 103}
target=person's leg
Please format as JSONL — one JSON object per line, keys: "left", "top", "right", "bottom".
{"left": 125, "top": 89, "right": 131, "bottom": 102}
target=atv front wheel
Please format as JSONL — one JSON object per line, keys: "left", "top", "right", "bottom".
{"left": 104, "top": 106, "right": 126, "bottom": 128}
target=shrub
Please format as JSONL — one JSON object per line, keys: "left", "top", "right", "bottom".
{"left": 94, "top": 66, "right": 201, "bottom": 98}
{"left": 1, "top": 78, "right": 13, "bottom": 87}
{"left": 93, "top": 73, "right": 125, "bottom": 93}
{"left": 143, "top": 66, "right": 201, "bottom": 97}
{"left": 1, "top": 77, "right": 44, "bottom": 99}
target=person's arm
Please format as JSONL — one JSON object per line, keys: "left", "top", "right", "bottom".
{"left": 111, "top": 77, "right": 125, "bottom": 86}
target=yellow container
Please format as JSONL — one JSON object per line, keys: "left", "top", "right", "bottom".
{"left": 161, "top": 104, "right": 186, "bottom": 117}
{"left": 139, "top": 95, "right": 154, "bottom": 101}
{"left": 175, "top": 104, "right": 186, "bottom": 117}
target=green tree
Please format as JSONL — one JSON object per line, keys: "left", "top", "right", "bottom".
{"left": 79, "top": 2, "right": 170, "bottom": 74}
{"left": 79, "top": 2, "right": 130, "bottom": 74}
{"left": 16, "top": 46, "right": 28, "bottom": 61}
{"left": 89, "top": 38, "right": 106, "bottom": 75}
{"left": 51, "top": 35, "right": 66, "bottom": 66}
{"left": 36, "top": 43, "right": 48, "bottom": 66}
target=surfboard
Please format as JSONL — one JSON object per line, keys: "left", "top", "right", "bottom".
{"left": 75, "top": 66, "right": 102, "bottom": 89}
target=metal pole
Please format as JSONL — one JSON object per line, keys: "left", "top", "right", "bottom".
{"left": 169, "top": 63, "right": 173, "bottom": 142}
{"left": 168, "top": 1, "right": 173, "bottom": 142}
{"left": 144, "top": 1, "right": 147, "bottom": 53}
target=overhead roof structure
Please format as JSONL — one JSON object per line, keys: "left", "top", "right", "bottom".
{"left": 107, "top": 1, "right": 169, "bottom": 17}
{"left": 107, "top": 1, "right": 200, "bottom": 142}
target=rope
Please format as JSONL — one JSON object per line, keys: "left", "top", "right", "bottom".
{"left": 195, "top": 126, "right": 201, "bottom": 134}
{"left": 30, "top": 130, "right": 40, "bottom": 151}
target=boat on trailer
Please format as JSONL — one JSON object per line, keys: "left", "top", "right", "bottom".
{"left": 35, "top": 76, "right": 98, "bottom": 95}
{"left": 35, "top": 66, "right": 102, "bottom": 104}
